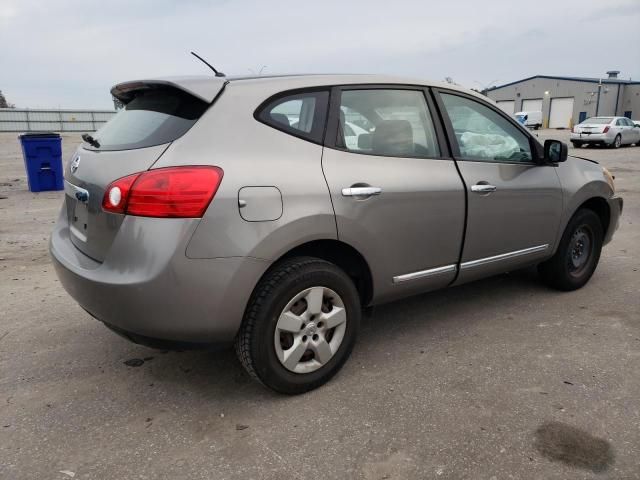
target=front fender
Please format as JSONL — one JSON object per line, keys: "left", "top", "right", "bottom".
{"left": 553, "top": 157, "right": 615, "bottom": 253}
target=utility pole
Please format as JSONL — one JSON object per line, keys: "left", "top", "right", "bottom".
{"left": 595, "top": 79, "right": 602, "bottom": 116}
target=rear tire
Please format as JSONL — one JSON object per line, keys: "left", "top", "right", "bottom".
{"left": 235, "top": 256, "right": 361, "bottom": 394}
{"left": 571, "top": 141, "right": 582, "bottom": 148}
{"left": 538, "top": 209, "right": 603, "bottom": 291}
{"left": 611, "top": 134, "right": 622, "bottom": 149}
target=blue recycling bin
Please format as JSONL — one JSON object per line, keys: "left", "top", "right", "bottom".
{"left": 19, "top": 132, "right": 64, "bottom": 192}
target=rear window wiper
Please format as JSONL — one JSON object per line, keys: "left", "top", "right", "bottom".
{"left": 82, "top": 133, "right": 101, "bottom": 148}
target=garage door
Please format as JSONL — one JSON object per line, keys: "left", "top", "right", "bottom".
{"left": 521, "top": 98, "right": 543, "bottom": 112}
{"left": 496, "top": 100, "right": 515, "bottom": 115}
{"left": 549, "top": 97, "right": 574, "bottom": 128}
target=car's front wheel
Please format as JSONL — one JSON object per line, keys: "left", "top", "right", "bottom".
{"left": 235, "top": 257, "right": 361, "bottom": 394}
{"left": 538, "top": 209, "right": 603, "bottom": 291}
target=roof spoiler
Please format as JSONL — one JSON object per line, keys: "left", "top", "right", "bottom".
{"left": 111, "top": 76, "right": 227, "bottom": 104}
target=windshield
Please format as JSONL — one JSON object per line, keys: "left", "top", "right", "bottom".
{"left": 582, "top": 117, "right": 613, "bottom": 125}
{"left": 89, "top": 88, "right": 208, "bottom": 151}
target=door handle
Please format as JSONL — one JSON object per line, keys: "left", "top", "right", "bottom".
{"left": 471, "top": 184, "right": 497, "bottom": 193}
{"left": 342, "top": 186, "right": 382, "bottom": 197}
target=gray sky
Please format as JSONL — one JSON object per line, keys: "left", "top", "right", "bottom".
{"left": 1, "top": 0, "right": 639, "bottom": 109}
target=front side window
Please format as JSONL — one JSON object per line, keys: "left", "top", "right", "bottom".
{"left": 337, "top": 89, "right": 440, "bottom": 158}
{"left": 257, "top": 90, "right": 329, "bottom": 143}
{"left": 441, "top": 93, "right": 532, "bottom": 163}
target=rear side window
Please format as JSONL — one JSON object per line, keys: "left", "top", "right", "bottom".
{"left": 337, "top": 89, "right": 440, "bottom": 158}
{"left": 90, "top": 88, "right": 208, "bottom": 151}
{"left": 256, "top": 90, "right": 329, "bottom": 144}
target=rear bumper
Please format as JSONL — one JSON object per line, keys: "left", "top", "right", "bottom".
{"left": 604, "top": 196, "right": 623, "bottom": 245}
{"left": 50, "top": 208, "right": 270, "bottom": 343}
{"left": 570, "top": 132, "right": 612, "bottom": 144}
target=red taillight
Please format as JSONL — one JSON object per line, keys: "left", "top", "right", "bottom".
{"left": 603, "top": 126, "right": 610, "bottom": 133}
{"left": 102, "top": 173, "right": 140, "bottom": 214}
{"left": 102, "top": 166, "right": 223, "bottom": 218}
{"left": 572, "top": 126, "right": 577, "bottom": 133}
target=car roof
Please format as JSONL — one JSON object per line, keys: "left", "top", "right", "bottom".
{"left": 112, "top": 74, "right": 488, "bottom": 104}
{"left": 582, "top": 116, "right": 637, "bottom": 124}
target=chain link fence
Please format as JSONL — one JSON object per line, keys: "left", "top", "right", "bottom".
{"left": 0, "top": 108, "right": 116, "bottom": 132}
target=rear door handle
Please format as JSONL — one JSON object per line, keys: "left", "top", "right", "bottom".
{"left": 342, "top": 186, "right": 382, "bottom": 197}
{"left": 471, "top": 184, "right": 497, "bottom": 193}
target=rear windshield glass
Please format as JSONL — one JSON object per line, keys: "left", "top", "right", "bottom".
{"left": 89, "top": 88, "right": 208, "bottom": 151}
{"left": 583, "top": 117, "right": 612, "bottom": 124}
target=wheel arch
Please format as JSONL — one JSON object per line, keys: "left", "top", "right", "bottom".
{"left": 577, "top": 197, "right": 611, "bottom": 239}
{"left": 274, "top": 239, "right": 374, "bottom": 306}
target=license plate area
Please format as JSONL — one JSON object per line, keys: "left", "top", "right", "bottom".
{"left": 64, "top": 181, "right": 91, "bottom": 243}
{"left": 70, "top": 200, "right": 89, "bottom": 242}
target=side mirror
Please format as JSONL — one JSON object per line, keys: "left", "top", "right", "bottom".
{"left": 544, "top": 139, "right": 568, "bottom": 163}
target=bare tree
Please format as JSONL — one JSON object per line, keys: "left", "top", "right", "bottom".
{"left": 0, "top": 90, "right": 15, "bottom": 108}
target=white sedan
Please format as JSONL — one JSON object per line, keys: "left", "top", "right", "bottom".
{"left": 571, "top": 116, "right": 640, "bottom": 148}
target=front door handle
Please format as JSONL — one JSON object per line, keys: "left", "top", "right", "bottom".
{"left": 471, "top": 184, "right": 497, "bottom": 194}
{"left": 342, "top": 186, "right": 382, "bottom": 197}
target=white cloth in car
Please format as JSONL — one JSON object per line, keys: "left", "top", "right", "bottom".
{"left": 459, "top": 131, "right": 519, "bottom": 160}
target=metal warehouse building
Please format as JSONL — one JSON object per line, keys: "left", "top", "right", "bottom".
{"left": 486, "top": 71, "right": 640, "bottom": 129}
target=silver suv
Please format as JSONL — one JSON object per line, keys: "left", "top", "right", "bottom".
{"left": 50, "top": 74, "right": 622, "bottom": 394}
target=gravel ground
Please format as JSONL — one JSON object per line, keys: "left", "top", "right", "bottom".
{"left": 1, "top": 130, "right": 639, "bottom": 480}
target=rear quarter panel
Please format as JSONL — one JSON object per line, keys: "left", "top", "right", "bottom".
{"left": 152, "top": 81, "right": 337, "bottom": 260}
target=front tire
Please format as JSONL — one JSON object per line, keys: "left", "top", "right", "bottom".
{"left": 235, "top": 257, "right": 361, "bottom": 394}
{"left": 538, "top": 209, "right": 603, "bottom": 291}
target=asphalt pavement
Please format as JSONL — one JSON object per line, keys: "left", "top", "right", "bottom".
{"left": 1, "top": 130, "right": 638, "bottom": 479}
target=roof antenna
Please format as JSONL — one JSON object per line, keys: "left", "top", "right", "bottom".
{"left": 190, "top": 51, "right": 225, "bottom": 77}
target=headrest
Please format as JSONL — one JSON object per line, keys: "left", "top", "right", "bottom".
{"left": 358, "top": 133, "right": 372, "bottom": 150}
{"left": 372, "top": 120, "right": 413, "bottom": 155}
{"left": 270, "top": 113, "right": 290, "bottom": 127}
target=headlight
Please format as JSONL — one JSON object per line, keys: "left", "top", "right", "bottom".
{"left": 602, "top": 167, "right": 615, "bottom": 193}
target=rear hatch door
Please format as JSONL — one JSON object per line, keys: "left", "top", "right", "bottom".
{"left": 64, "top": 79, "right": 223, "bottom": 262}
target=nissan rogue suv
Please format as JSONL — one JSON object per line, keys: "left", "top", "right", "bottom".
{"left": 50, "top": 74, "right": 622, "bottom": 394}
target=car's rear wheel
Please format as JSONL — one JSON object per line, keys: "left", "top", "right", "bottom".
{"left": 571, "top": 141, "right": 582, "bottom": 148}
{"left": 538, "top": 209, "right": 603, "bottom": 291}
{"left": 235, "top": 256, "right": 360, "bottom": 394}
{"left": 612, "top": 134, "right": 622, "bottom": 149}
